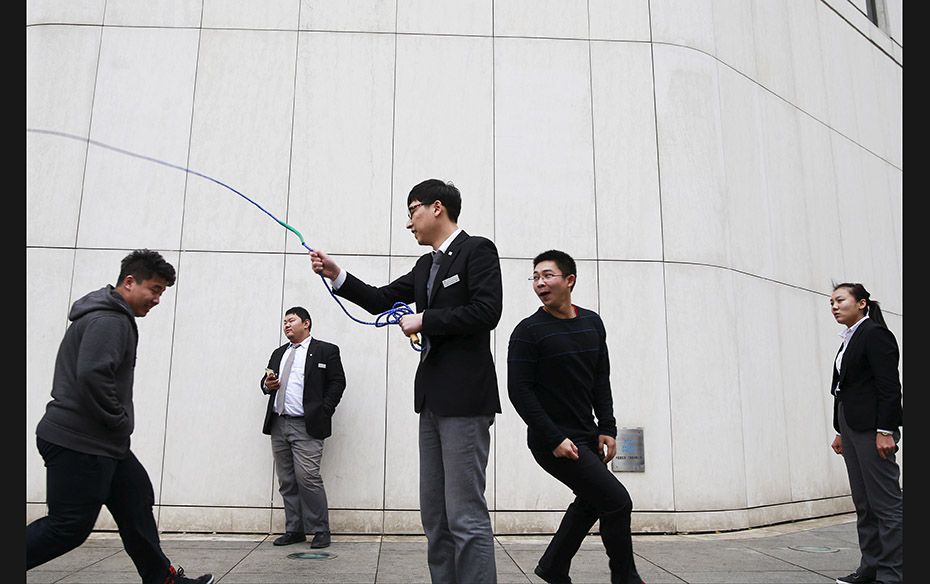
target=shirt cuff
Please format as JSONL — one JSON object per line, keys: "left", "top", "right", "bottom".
{"left": 331, "top": 269, "right": 347, "bottom": 290}
{"left": 877, "top": 428, "right": 895, "bottom": 434}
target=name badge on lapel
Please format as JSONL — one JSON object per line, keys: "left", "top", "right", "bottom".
{"left": 318, "top": 363, "right": 327, "bottom": 369}
{"left": 442, "top": 274, "right": 460, "bottom": 288}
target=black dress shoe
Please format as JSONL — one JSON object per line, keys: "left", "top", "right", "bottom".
{"left": 273, "top": 532, "right": 306, "bottom": 546}
{"left": 310, "top": 531, "right": 331, "bottom": 549}
{"left": 534, "top": 564, "right": 572, "bottom": 584}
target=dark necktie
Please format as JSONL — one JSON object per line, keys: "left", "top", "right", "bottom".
{"left": 275, "top": 344, "right": 300, "bottom": 414}
{"left": 421, "top": 251, "right": 443, "bottom": 361}
{"left": 426, "top": 250, "right": 442, "bottom": 305}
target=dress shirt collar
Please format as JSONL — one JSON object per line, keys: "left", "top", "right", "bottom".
{"left": 291, "top": 336, "right": 312, "bottom": 349}
{"left": 839, "top": 315, "right": 868, "bottom": 344}
{"left": 434, "top": 228, "right": 462, "bottom": 255}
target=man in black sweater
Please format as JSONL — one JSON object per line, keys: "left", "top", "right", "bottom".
{"left": 507, "top": 249, "right": 642, "bottom": 584}
{"left": 27, "top": 249, "right": 213, "bottom": 584}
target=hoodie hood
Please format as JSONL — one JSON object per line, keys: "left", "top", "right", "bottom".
{"left": 70, "top": 285, "right": 137, "bottom": 332}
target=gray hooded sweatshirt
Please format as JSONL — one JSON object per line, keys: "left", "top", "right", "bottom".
{"left": 36, "top": 285, "right": 139, "bottom": 459}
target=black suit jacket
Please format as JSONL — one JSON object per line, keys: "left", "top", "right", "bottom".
{"left": 337, "top": 230, "right": 503, "bottom": 416}
{"left": 831, "top": 317, "right": 903, "bottom": 433}
{"left": 260, "top": 338, "right": 347, "bottom": 439}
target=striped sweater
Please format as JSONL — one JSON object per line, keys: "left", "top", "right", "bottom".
{"left": 507, "top": 305, "right": 617, "bottom": 452}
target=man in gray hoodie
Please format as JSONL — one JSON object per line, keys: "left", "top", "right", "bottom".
{"left": 26, "top": 249, "right": 213, "bottom": 584}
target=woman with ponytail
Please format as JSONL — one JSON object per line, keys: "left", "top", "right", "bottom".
{"left": 829, "top": 283, "right": 903, "bottom": 584}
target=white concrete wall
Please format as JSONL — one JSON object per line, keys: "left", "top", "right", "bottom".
{"left": 26, "top": 0, "right": 902, "bottom": 534}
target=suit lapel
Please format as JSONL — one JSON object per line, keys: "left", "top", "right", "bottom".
{"left": 304, "top": 339, "right": 318, "bottom": 375}
{"left": 831, "top": 343, "right": 842, "bottom": 392}
{"left": 428, "top": 231, "right": 468, "bottom": 306}
{"left": 838, "top": 318, "right": 870, "bottom": 385}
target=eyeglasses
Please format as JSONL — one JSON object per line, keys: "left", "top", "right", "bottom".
{"left": 529, "top": 273, "right": 566, "bottom": 283}
{"left": 407, "top": 202, "right": 426, "bottom": 219}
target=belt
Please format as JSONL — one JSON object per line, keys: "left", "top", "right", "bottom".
{"left": 276, "top": 413, "right": 303, "bottom": 419}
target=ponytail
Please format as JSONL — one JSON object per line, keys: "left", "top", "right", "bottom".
{"left": 865, "top": 298, "right": 888, "bottom": 328}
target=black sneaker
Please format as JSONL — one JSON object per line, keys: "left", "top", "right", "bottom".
{"left": 165, "top": 564, "right": 215, "bottom": 584}
{"left": 836, "top": 570, "right": 875, "bottom": 584}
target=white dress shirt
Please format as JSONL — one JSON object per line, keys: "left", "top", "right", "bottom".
{"left": 280, "top": 336, "right": 311, "bottom": 417}
{"left": 835, "top": 315, "right": 868, "bottom": 378}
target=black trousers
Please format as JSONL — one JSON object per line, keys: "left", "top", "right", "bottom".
{"left": 838, "top": 404, "right": 904, "bottom": 584}
{"left": 26, "top": 437, "right": 170, "bottom": 583}
{"left": 533, "top": 440, "right": 638, "bottom": 584}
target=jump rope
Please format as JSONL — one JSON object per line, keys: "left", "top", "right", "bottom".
{"left": 27, "top": 127, "right": 424, "bottom": 351}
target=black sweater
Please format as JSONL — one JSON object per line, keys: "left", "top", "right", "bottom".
{"left": 507, "top": 306, "right": 617, "bottom": 452}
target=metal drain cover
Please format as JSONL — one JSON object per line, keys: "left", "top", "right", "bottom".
{"left": 287, "top": 551, "right": 338, "bottom": 560}
{"left": 788, "top": 545, "right": 839, "bottom": 553}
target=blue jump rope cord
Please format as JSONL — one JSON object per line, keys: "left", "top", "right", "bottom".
{"left": 27, "top": 127, "right": 422, "bottom": 352}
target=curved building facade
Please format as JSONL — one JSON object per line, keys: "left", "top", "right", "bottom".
{"left": 26, "top": 0, "right": 902, "bottom": 534}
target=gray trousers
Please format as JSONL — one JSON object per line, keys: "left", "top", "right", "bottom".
{"left": 419, "top": 408, "right": 497, "bottom": 584}
{"left": 271, "top": 415, "right": 329, "bottom": 535}
{"left": 838, "top": 403, "right": 903, "bottom": 584}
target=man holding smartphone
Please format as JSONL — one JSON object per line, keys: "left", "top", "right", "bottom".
{"left": 259, "top": 306, "right": 346, "bottom": 549}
